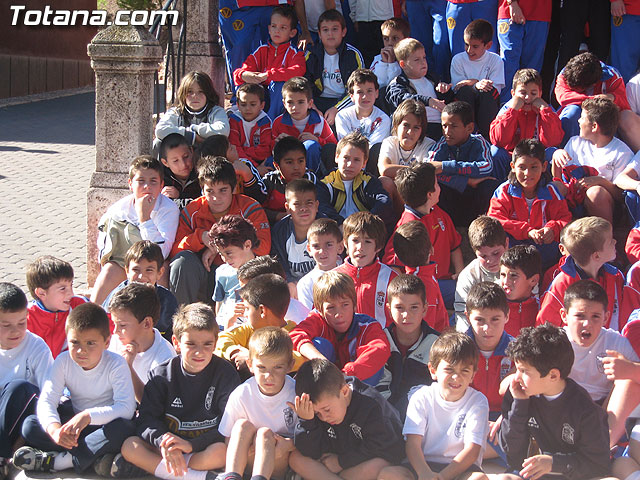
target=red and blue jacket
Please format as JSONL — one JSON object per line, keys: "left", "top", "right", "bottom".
{"left": 626, "top": 224, "right": 640, "bottom": 264}
{"left": 490, "top": 101, "right": 563, "bottom": 152}
{"left": 488, "top": 181, "right": 572, "bottom": 243}
{"left": 467, "top": 328, "right": 514, "bottom": 414}
{"left": 271, "top": 110, "right": 336, "bottom": 146}
{"left": 555, "top": 61, "right": 630, "bottom": 111}
{"left": 405, "top": 264, "right": 450, "bottom": 333}
{"left": 536, "top": 256, "right": 629, "bottom": 331}
{"left": 506, "top": 296, "right": 539, "bottom": 338}
{"left": 27, "top": 296, "right": 88, "bottom": 358}
{"left": 232, "top": 40, "right": 306, "bottom": 87}
{"left": 623, "top": 309, "right": 640, "bottom": 357}
{"left": 383, "top": 205, "right": 462, "bottom": 280}
{"left": 227, "top": 110, "right": 273, "bottom": 167}
{"left": 334, "top": 259, "right": 398, "bottom": 328}
{"left": 289, "top": 310, "right": 391, "bottom": 381}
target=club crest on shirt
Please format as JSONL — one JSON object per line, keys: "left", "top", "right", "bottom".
{"left": 327, "top": 426, "right": 337, "bottom": 439}
{"left": 562, "top": 423, "right": 575, "bottom": 444}
{"left": 454, "top": 413, "right": 467, "bottom": 438}
{"left": 500, "top": 358, "right": 512, "bottom": 380}
{"left": 205, "top": 386, "right": 215, "bottom": 410}
{"left": 376, "top": 291, "right": 385, "bottom": 308}
{"left": 350, "top": 423, "right": 363, "bottom": 440}
{"left": 284, "top": 406, "right": 295, "bottom": 428}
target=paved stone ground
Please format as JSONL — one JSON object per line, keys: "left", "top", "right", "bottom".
{"left": 0, "top": 92, "right": 95, "bottom": 295}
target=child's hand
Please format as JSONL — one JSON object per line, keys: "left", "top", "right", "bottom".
{"left": 510, "top": 1, "right": 526, "bottom": 24}
{"left": 611, "top": 0, "right": 627, "bottom": 16}
{"left": 552, "top": 149, "right": 571, "bottom": 169}
{"left": 241, "top": 72, "right": 267, "bottom": 84}
{"left": 540, "top": 227, "right": 554, "bottom": 244}
{"left": 509, "top": 375, "right": 529, "bottom": 400}
{"left": 134, "top": 193, "right": 156, "bottom": 223}
{"left": 475, "top": 79, "right": 494, "bottom": 92}
{"left": 274, "top": 434, "right": 295, "bottom": 455}
{"left": 488, "top": 415, "right": 502, "bottom": 442}
{"left": 122, "top": 341, "right": 139, "bottom": 366}
{"left": 201, "top": 248, "right": 216, "bottom": 272}
{"left": 232, "top": 159, "right": 252, "bottom": 182}
{"left": 320, "top": 453, "right": 342, "bottom": 473}
{"left": 429, "top": 161, "right": 443, "bottom": 173}
{"left": 380, "top": 46, "right": 396, "bottom": 63}
{"left": 528, "top": 229, "right": 543, "bottom": 245}
{"left": 63, "top": 411, "right": 91, "bottom": 439}
{"left": 531, "top": 97, "right": 549, "bottom": 111}
{"left": 602, "top": 350, "right": 638, "bottom": 380}
{"left": 49, "top": 424, "right": 78, "bottom": 449}
{"left": 221, "top": 302, "right": 245, "bottom": 330}
{"left": 324, "top": 107, "right": 339, "bottom": 126}
{"left": 454, "top": 79, "right": 477, "bottom": 91}
{"left": 577, "top": 176, "right": 603, "bottom": 190}
{"left": 520, "top": 454, "right": 552, "bottom": 479}
{"left": 162, "top": 186, "right": 180, "bottom": 199}
{"left": 231, "top": 346, "right": 250, "bottom": 369}
{"left": 298, "top": 132, "right": 319, "bottom": 143}
{"left": 275, "top": 133, "right": 290, "bottom": 143}
{"left": 436, "top": 82, "right": 451, "bottom": 94}
{"left": 511, "top": 96, "right": 525, "bottom": 111}
{"left": 257, "top": 164, "right": 273, "bottom": 176}
{"left": 428, "top": 98, "right": 446, "bottom": 112}
{"left": 287, "top": 393, "right": 315, "bottom": 420}
{"left": 160, "top": 434, "right": 191, "bottom": 476}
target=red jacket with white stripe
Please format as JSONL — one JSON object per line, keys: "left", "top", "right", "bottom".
{"left": 232, "top": 40, "right": 306, "bottom": 87}
{"left": 489, "top": 102, "right": 564, "bottom": 152}
{"left": 271, "top": 110, "right": 336, "bottom": 146}
{"left": 227, "top": 110, "right": 273, "bottom": 167}
{"left": 555, "top": 61, "right": 630, "bottom": 111}
{"left": 488, "top": 181, "right": 572, "bottom": 243}
{"left": 466, "top": 328, "right": 514, "bottom": 413}
{"left": 334, "top": 259, "right": 398, "bottom": 328}
{"left": 289, "top": 310, "right": 391, "bottom": 381}
{"left": 27, "top": 297, "right": 88, "bottom": 358}
{"left": 405, "top": 264, "right": 450, "bottom": 333}
{"left": 536, "top": 256, "right": 629, "bottom": 331}
{"left": 506, "top": 296, "right": 539, "bottom": 338}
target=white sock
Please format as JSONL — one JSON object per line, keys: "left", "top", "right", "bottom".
{"left": 154, "top": 459, "right": 206, "bottom": 480}
{"left": 53, "top": 451, "right": 73, "bottom": 471}
{"left": 625, "top": 472, "right": 640, "bottom": 480}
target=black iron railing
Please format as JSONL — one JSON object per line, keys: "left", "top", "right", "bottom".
{"left": 150, "top": 0, "right": 187, "bottom": 114}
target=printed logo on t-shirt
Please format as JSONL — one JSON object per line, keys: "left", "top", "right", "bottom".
{"left": 284, "top": 406, "right": 295, "bottom": 428}
{"left": 562, "top": 423, "right": 575, "bottom": 444}
{"left": 527, "top": 417, "right": 539, "bottom": 429}
{"left": 350, "top": 423, "right": 363, "bottom": 440}
{"left": 454, "top": 413, "right": 467, "bottom": 438}
{"left": 327, "top": 426, "right": 337, "bottom": 439}
{"left": 500, "top": 358, "right": 512, "bottom": 380}
{"left": 322, "top": 67, "right": 342, "bottom": 85}
{"left": 205, "top": 386, "right": 216, "bottom": 410}
{"left": 171, "top": 397, "right": 183, "bottom": 408}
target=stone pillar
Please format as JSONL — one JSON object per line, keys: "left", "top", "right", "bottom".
{"left": 86, "top": 24, "right": 162, "bottom": 287}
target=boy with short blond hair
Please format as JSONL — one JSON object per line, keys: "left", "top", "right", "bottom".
{"left": 170, "top": 156, "right": 270, "bottom": 305}
{"left": 392, "top": 220, "right": 449, "bottom": 333}
{"left": 288, "top": 358, "right": 405, "bottom": 479}
{"left": 232, "top": 5, "right": 305, "bottom": 120}
{"left": 102, "top": 240, "right": 178, "bottom": 340}
{"left": 455, "top": 216, "right": 508, "bottom": 332}
{"left": 369, "top": 18, "right": 410, "bottom": 88}
{"left": 0, "top": 283, "right": 53, "bottom": 468}
{"left": 218, "top": 327, "right": 297, "bottom": 480}
{"left": 108, "top": 282, "right": 176, "bottom": 402}
{"left": 537, "top": 216, "right": 637, "bottom": 331}
{"left": 297, "top": 218, "right": 344, "bottom": 310}
{"left": 271, "top": 179, "right": 320, "bottom": 286}
{"left": 378, "top": 274, "right": 440, "bottom": 417}
{"left": 379, "top": 331, "right": 489, "bottom": 480}
{"left": 215, "top": 273, "right": 306, "bottom": 377}
{"left": 119, "top": 303, "right": 240, "bottom": 479}
{"left": 14, "top": 303, "right": 136, "bottom": 475}
{"left": 322, "top": 131, "right": 393, "bottom": 227}
{"left": 385, "top": 162, "right": 463, "bottom": 310}
{"left": 499, "top": 245, "right": 541, "bottom": 337}
{"left": 93, "top": 155, "right": 180, "bottom": 305}
{"left": 290, "top": 271, "right": 391, "bottom": 384}
{"left": 158, "top": 133, "right": 200, "bottom": 209}
{"left": 334, "top": 211, "right": 397, "bottom": 327}
{"left": 26, "top": 256, "right": 87, "bottom": 358}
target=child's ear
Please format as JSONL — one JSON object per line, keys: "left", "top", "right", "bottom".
{"left": 604, "top": 309, "right": 611, "bottom": 325}
{"left": 308, "top": 98, "right": 314, "bottom": 109}
{"left": 172, "top": 335, "right": 180, "bottom": 352}
{"left": 337, "top": 242, "right": 345, "bottom": 255}
{"left": 399, "top": 60, "right": 405, "bottom": 69}
{"left": 485, "top": 40, "right": 493, "bottom": 51}
{"left": 284, "top": 200, "right": 292, "bottom": 213}
{"left": 542, "top": 161, "right": 548, "bottom": 172}
{"left": 548, "top": 367, "right": 561, "bottom": 381}
{"left": 340, "top": 27, "right": 347, "bottom": 39}
{"left": 259, "top": 304, "right": 268, "bottom": 319}
{"left": 560, "top": 307, "right": 567, "bottom": 323}
{"left": 260, "top": 101, "right": 266, "bottom": 110}
{"left": 465, "top": 122, "right": 475, "bottom": 135}
{"left": 510, "top": 160, "right": 515, "bottom": 171}
{"left": 528, "top": 273, "right": 540, "bottom": 290}
{"left": 158, "top": 264, "right": 165, "bottom": 277}
{"left": 143, "top": 316, "right": 154, "bottom": 329}
{"left": 246, "top": 357, "right": 253, "bottom": 370}
{"left": 160, "top": 158, "right": 169, "bottom": 168}
{"left": 243, "top": 239, "right": 253, "bottom": 251}
{"left": 34, "top": 287, "right": 46, "bottom": 300}
{"left": 289, "top": 27, "right": 298, "bottom": 39}
{"left": 428, "top": 362, "right": 437, "bottom": 377}
{"left": 511, "top": 88, "right": 516, "bottom": 97}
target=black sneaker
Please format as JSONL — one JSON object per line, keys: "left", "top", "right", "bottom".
{"left": 110, "top": 453, "right": 147, "bottom": 478}
{"left": 12, "top": 447, "right": 56, "bottom": 472}
{"left": 93, "top": 453, "right": 115, "bottom": 477}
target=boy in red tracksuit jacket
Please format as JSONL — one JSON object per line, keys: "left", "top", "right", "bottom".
{"left": 232, "top": 5, "right": 306, "bottom": 120}
{"left": 536, "top": 216, "right": 632, "bottom": 332}
{"left": 334, "top": 212, "right": 397, "bottom": 328}
{"left": 499, "top": 245, "right": 541, "bottom": 338}
{"left": 289, "top": 271, "right": 391, "bottom": 385}
{"left": 627, "top": 224, "right": 640, "bottom": 264}
{"left": 464, "top": 282, "right": 514, "bottom": 416}
{"left": 227, "top": 84, "right": 273, "bottom": 171}
{"left": 383, "top": 162, "right": 463, "bottom": 310}
{"left": 26, "top": 256, "right": 87, "bottom": 358}
{"left": 392, "top": 220, "right": 449, "bottom": 333}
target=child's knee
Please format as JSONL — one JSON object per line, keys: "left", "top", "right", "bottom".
{"left": 586, "top": 185, "right": 613, "bottom": 203}
{"left": 232, "top": 418, "right": 257, "bottom": 438}
{"left": 254, "top": 426, "right": 275, "bottom": 446}
{"left": 121, "top": 436, "right": 144, "bottom": 459}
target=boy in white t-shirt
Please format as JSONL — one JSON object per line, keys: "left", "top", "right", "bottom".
{"left": 449, "top": 20, "right": 505, "bottom": 140}
{"left": 379, "top": 331, "right": 490, "bottom": 480}
{"left": 0, "top": 283, "right": 53, "bottom": 470}
{"left": 553, "top": 97, "right": 633, "bottom": 224}
{"left": 217, "top": 327, "right": 297, "bottom": 480}
{"left": 297, "top": 218, "right": 344, "bottom": 310}
{"left": 108, "top": 282, "right": 176, "bottom": 403}
{"left": 335, "top": 69, "right": 391, "bottom": 175}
